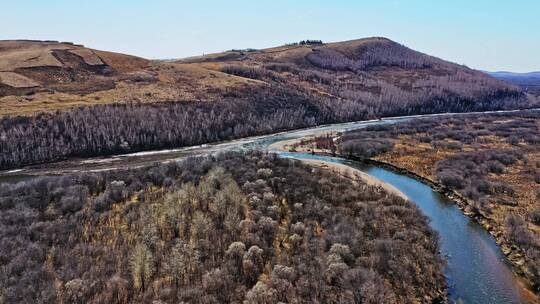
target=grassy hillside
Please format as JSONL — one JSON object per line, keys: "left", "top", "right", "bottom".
{"left": 0, "top": 38, "right": 537, "bottom": 169}
{"left": 0, "top": 40, "right": 148, "bottom": 99}
{"left": 0, "top": 38, "right": 532, "bottom": 116}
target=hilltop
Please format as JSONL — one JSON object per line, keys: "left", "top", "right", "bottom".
{"left": 0, "top": 40, "right": 148, "bottom": 95}
{"left": 0, "top": 37, "right": 532, "bottom": 116}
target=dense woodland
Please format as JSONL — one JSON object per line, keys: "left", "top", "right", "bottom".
{"left": 0, "top": 151, "right": 445, "bottom": 303}
{"left": 338, "top": 111, "right": 540, "bottom": 292}
{"left": 0, "top": 82, "right": 531, "bottom": 170}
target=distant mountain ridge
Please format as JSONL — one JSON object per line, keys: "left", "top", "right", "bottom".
{"left": 486, "top": 71, "right": 540, "bottom": 95}
{"left": 487, "top": 71, "right": 540, "bottom": 78}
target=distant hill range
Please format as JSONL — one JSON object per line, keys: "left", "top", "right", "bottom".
{"left": 486, "top": 71, "right": 540, "bottom": 95}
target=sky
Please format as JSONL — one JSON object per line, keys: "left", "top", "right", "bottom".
{"left": 2, "top": 0, "right": 539, "bottom": 72}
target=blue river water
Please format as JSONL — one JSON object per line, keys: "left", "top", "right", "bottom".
{"left": 275, "top": 152, "right": 530, "bottom": 304}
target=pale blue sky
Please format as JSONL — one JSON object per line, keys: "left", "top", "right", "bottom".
{"left": 2, "top": 1, "right": 539, "bottom": 72}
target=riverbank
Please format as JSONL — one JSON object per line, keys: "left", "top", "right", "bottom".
{"left": 277, "top": 155, "right": 448, "bottom": 302}
{"left": 334, "top": 111, "right": 540, "bottom": 299}
{"left": 353, "top": 156, "right": 540, "bottom": 302}
{"left": 3, "top": 109, "right": 537, "bottom": 181}
{"left": 295, "top": 151, "right": 539, "bottom": 302}
{"left": 270, "top": 136, "right": 539, "bottom": 301}
{"left": 284, "top": 157, "right": 408, "bottom": 200}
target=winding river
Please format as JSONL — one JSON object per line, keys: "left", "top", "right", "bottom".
{"left": 1, "top": 109, "right": 537, "bottom": 303}
{"left": 275, "top": 152, "right": 532, "bottom": 303}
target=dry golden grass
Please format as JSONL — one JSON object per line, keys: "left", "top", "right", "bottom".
{"left": 68, "top": 48, "right": 104, "bottom": 65}
{"left": 0, "top": 41, "right": 67, "bottom": 71}
{"left": 374, "top": 137, "right": 447, "bottom": 178}
{"left": 0, "top": 92, "right": 122, "bottom": 116}
{"left": 0, "top": 40, "right": 117, "bottom": 71}
{"left": 0, "top": 71, "right": 39, "bottom": 88}
{"left": 0, "top": 41, "right": 266, "bottom": 116}
{"left": 93, "top": 49, "right": 149, "bottom": 72}
{"left": 0, "top": 60, "right": 263, "bottom": 116}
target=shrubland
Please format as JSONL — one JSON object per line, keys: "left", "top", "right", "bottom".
{"left": 336, "top": 110, "right": 540, "bottom": 292}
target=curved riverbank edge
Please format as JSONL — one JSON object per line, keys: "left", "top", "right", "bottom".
{"left": 284, "top": 148, "right": 539, "bottom": 301}
{"left": 343, "top": 154, "right": 539, "bottom": 299}
{"left": 283, "top": 157, "right": 409, "bottom": 200}
{"left": 277, "top": 155, "right": 448, "bottom": 302}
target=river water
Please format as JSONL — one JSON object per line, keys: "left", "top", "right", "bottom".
{"left": 1, "top": 109, "right": 536, "bottom": 303}
{"left": 275, "top": 152, "right": 531, "bottom": 303}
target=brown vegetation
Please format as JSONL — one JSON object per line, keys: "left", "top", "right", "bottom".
{"left": 337, "top": 110, "right": 540, "bottom": 292}
{"left": 0, "top": 151, "right": 445, "bottom": 303}
{"left": 0, "top": 40, "right": 135, "bottom": 98}
{"left": 2, "top": 38, "right": 532, "bottom": 117}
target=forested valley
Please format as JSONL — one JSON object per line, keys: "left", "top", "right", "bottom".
{"left": 2, "top": 8, "right": 540, "bottom": 304}
{"left": 336, "top": 110, "right": 540, "bottom": 292}
{"left": 0, "top": 82, "right": 530, "bottom": 170}
{"left": 0, "top": 151, "right": 445, "bottom": 303}
{"left": 1, "top": 37, "right": 536, "bottom": 170}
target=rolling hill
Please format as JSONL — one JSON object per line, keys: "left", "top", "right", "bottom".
{"left": 0, "top": 37, "right": 533, "bottom": 116}
{"left": 0, "top": 37, "right": 537, "bottom": 169}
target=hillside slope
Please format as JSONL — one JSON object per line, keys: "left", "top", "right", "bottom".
{"left": 0, "top": 37, "right": 532, "bottom": 116}
{"left": 0, "top": 40, "right": 148, "bottom": 97}
{"left": 0, "top": 38, "right": 536, "bottom": 169}
{"left": 196, "top": 37, "right": 531, "bottom": 118}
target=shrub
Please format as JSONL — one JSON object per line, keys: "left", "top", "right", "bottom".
{"left": 531, "top": 208, "right": 540, "bottom": 225}
{"left": 340, "top": 138, "right": 394, "bottom": 158}
{"left": 438, "top": 171, "right": 465, "bottom": 189}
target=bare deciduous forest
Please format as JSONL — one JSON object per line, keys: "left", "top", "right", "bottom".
{"left": 0, "top": 152, "right": 445, "bottom": 303}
